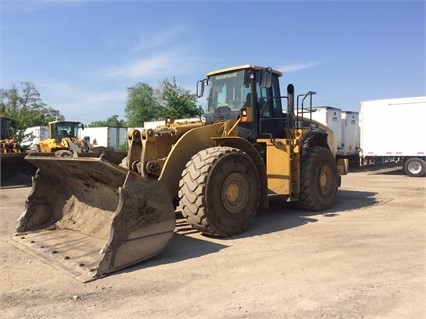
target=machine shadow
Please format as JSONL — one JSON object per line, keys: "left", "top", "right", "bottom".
{"left": 115, "top": 188, "right": 377, "bottom": 277}
{"left": 232, "top": 188, "right": 378, "bottom": 239}
{"left": 117, "top": 229, "right": 229, "bottom": 275}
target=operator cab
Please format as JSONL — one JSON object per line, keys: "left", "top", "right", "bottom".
{"left": 198, "top": 65, "right": 289, "bottom": 141}
{"left": 50, "top": 121, "right": 83, "bottom": 140}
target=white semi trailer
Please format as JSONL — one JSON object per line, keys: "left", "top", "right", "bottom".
{"left": 340, "top": 111, "right": 360, "bottom": 157}
{"left": 300, "top": 106, "right": 360, "bottom": 158}
{"left": 359, "top": 96, "right": 426, "bottom": 177}
{"left": 78, "top": 127, "right": 127, "bottom": 150}
{"left": 311, "top": 106, "right": 342, "bottom": 155}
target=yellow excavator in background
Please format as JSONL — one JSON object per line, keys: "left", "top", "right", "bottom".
{"left": 11, "top": 65, "right": 348, "bottom": 282}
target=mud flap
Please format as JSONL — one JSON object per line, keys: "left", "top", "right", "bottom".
{"left": 10, "top": 155, "right": 175, "bottom": 282}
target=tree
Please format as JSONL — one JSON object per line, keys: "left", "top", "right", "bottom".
{"left": 88, "top": 115, "right": 127, "bottom": 127}
{"left": 0, "top": 82, "right": 64, "bottom": 142}
{"left": 156, "top": 78, "right": 200, "bottom": 119}
{"left": 125, "top": 82, "right": 162, "bottom": 127}
{"left": 125, "top": 79, "right": 200, "bottom": 127}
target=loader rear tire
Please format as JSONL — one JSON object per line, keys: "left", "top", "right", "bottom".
{"left": 299, "top": 147, "right": 338, "bottom": 211}
{"left": 179, "top": 146, "right": 260, "bottom": 237}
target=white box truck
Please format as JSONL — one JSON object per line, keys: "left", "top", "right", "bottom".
{"left": 359, "top": 96, "right": 426, "bottom": 177}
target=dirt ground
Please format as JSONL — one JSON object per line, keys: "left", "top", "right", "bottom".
{"left": 0, "top": 165, "right": 425, "bottom": 319}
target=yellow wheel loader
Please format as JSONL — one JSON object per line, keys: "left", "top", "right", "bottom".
{"left": 37, "top": 120, "right": 93, "bottom": 156}
{"left": 11, "top": 65, "right": 348, "bottom": 282}
{"left": 36, "top": 120, "right": 126, "bottom": 163}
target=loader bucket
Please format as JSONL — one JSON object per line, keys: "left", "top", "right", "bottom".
{"left": 10, "top": 154, "right": 175, "bottom": 282}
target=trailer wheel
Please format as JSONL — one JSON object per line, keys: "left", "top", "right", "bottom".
{"left": 179, "top": 146, "right": 260, "bottom": 237}
{"left": 404, "top": 158, "right": 425, "bottom": 177}
{"left": 299, "top": 147, "right": 338, "bottom": 211}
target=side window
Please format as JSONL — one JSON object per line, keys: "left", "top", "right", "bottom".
{"left": 256, "top": 86, "right": 271, "bottom": 117}
{"left": 271, "top": 76, "right": 283, "bottom": 117}
{"left": 255, "top": 72, "right": 283, "bottom": 118}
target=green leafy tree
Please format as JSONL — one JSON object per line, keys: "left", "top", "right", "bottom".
{"left": 156, "top": 78, "right": 199, "bottom": 118}
{"left": 88, "top": 115, "right": 127, "bottom": 127}
{"left": 0, "top": 82, "right": 64, "bottom": 142}
{"left": 125, "top": 82, "right": 162, "bottom": 127}
{"left": 125, "top": 79, "right": 201, "bottom": 127}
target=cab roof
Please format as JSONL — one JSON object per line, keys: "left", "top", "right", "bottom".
{"left": 207, "top": 65, "right": 283, "bottom": 77}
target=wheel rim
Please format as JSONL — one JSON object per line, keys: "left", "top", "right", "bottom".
{"left": 319, "top": 165, "right": 332, "bottom": 195}
{"left": 221, "top": 172, "right": 249, "bottom": 214}
{"left": 408, "top": 161, "right": 421, "bottom": 174}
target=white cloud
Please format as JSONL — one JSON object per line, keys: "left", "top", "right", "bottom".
{"left": 278, "top": 61, "right": 322, "bottom": 73}
{"left": 102, "top": 53, "right": 183, "bottom": 79}
{"left": 39, "top": 82, "right": 127, "bottom": 123}
{"left": 130, "top": 27, "right": 188, "bottom": 54}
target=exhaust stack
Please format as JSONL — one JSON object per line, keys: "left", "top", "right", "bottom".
{"left": 287, "top": 84, "right": 295, "bottom": 128}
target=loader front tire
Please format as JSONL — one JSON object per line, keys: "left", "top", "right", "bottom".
{"left": 179, "top": 146, "right": 260, "bottom": 237}
{"left": 299, "top": 147, "right": 338, "bottom": 211}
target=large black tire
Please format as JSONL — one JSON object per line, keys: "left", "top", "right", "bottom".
{"left": 178, "top": 146, "right": 260, "bottom": 237}
{"left": 403, "top": 158, "right": 425, "bottom": 177}
{"left": 299, "top": 147, "right": 339, "bottom": 211}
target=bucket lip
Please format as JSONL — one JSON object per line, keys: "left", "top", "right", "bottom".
{"left": 12, "top": 155, "right": 176, "bottom": 283}
{"left": 25, "top": 153, "right": 105, "bottom": 161}
{"left": 8, "top": 231, "right": 103, "bottom": 283}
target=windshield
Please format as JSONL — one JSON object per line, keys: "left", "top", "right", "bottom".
{"left": 52, "top": 122, "right": 80, "bottom": 139}
{"left": 206, "top": 70, "right": 252, "bottom": 114}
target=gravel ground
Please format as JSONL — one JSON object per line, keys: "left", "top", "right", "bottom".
{"left": 0, "top": 165, "right": 425, "bottom": 319}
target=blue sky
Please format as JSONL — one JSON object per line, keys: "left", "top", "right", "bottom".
{"left": 1, "top": 0, "right": 424, "bottom": 125}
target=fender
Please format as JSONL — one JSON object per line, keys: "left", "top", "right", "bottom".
{"left": 159, "top": 123, "right": 222, "bottom": 199}
{"left": 303, "top": 130, "right": 330, "bottom": 151}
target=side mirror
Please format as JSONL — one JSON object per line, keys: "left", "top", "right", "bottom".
{"left": 196, "top": 78, "right": 208, "bottom": 98}
{"left": 260, "top": 68, "right": 272, "bottom": 88}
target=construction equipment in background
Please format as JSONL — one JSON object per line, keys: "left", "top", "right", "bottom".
{"left": 36, "top": 120, "right": 126, "bottom": 164}
{"left": 1, "top": 116, "right": 22, "bottom": 154}
{"left": 1, "top": 116, "right": 36, "bottom": 185}
{"left": 36, "top": 120, "right": 91, "bottom": 156}
{"left": 11, "top": 65, "right": 348, "bottom": 282}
